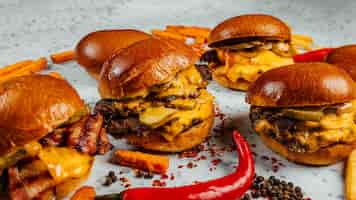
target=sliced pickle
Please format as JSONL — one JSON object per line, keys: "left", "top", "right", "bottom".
{"left": 166, "top": 98, "right": 197, "bottom": 110}
{"left": 226, "top": 43, "right": 255, "bottom": 51}
{"left": 282, "top": 109, "right": 323, "bottom": 121}
{"left": 139, "top": 106, "right": 177, "bottom": 127}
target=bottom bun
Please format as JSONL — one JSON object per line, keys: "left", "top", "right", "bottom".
{"left": 126, "top": 117, "right": 214, "bottom": 152}
{"left": 259, "top": 132, "right": 356, "bottom": 166}
{"left": 213, "top": 73, "right": 250, "bottom": 91}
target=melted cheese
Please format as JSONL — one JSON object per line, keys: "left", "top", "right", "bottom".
{"left": 160, "top": 90, "right": 214, "bottom": 141}
{"left": 38, "top": 147, "right": 93, "bottom": 183}
{"left": 157, "top": 66, "right": 204, "bottom": 98}
{"left": 138, "top": 90, "right": 213, "bottom": 141}
{"left": 140, "top": 107, "right": 177, "bottom": 127}
{"left": 255, "top": 110, "right": 356, "bottom": 152}
{"left": 214, "top": 50, "right": 293, "bottom": 82}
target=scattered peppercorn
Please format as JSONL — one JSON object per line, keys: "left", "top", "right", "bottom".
{"left": 241, "top": 174, "right": 308, "bottom": 200}
{"left": 144, "top": 171, "right": 154, "bottom": 179}
{"left": 102, "top": 170, "right": 118, "bottom": 186}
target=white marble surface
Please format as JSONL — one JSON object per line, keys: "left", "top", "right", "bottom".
{"left": 0, "top": 0, "right": 355, "bottom": 199}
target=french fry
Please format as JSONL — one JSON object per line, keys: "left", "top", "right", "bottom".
{"left": 346, "top": 149, "right": 356, "bottom": 200}
{"left": 189, "top": 43, "right": 205, "bottom": 56}
{"left": 0, "top": 60, "right": 34, "bottom": 76}
{"left": 48, "top": 71, "right": 65, "bottom": 80}
{"left": 0, "top": 57, "right": 47, "bottom": 84}
{"left": 112, "top": 150, "right": 169, "bottom": 174}
{"left": 151, "top": 29, "right": 186, "bottom": 41}
{"left": 292, "top": 34, "right": 314, "bottom": 51}
{"left": 166, "top": 25, "right": 211, "bottom": 38}
{"left": 70, "top": 186, "right": 96, "bottom": 200}
{"left": 50, "top": 50, "right": 75, "bottom": 64}
{"left": 292, "top": 34, "right": 313, "bottom": 43}
{"left": 195, "top": 36, "right": 206, "bottom": 44}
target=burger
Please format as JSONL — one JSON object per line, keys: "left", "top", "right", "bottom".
{"left": 204, "top": 14, "right": 296, "bottom": 91}
{"left": 327, "top": 44, "right": 356, "bottom": 81}
{"left": 0, "top": 75, "right": 112, "bottom": 199}
{"left": 246, "top": 62, "right": 356, "bottom": 165}
{"left": 94, "top": 38, "right": 215, "bottom": 152}
{"left": 75, "top": 29, "right": 151, "bottom": 79}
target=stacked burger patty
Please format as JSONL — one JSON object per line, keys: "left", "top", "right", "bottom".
{"left": 250, "top": 101, "right": 356, "bottom": 153}
{"left": 95, "top": 66, "right": 214, "bottom": 143}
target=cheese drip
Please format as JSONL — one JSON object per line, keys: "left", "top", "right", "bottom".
{"left": 214, "top": 50, "right": 294, "bottom": 83}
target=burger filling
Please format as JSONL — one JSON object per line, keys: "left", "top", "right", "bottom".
{"left": 95, "top": 66, "right": 214, "bottom": 142}
{"left": 0, "top": 107, "right": 112, "bottom": 200}
{"left": 250, "top": 101, "right": 356, "bottom": 153}
{"left": 204, "top": 40, "right": 295, "bottom": 90}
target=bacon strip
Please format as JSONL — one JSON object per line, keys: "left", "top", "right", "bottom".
{"left": 67, "top": 114, "right": 112, "bottom": 155}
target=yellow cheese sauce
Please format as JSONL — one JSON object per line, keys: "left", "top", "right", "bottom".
{"left": 214, "top": 50, "right": 293, "bottom": 83}
{"left": 140, "top": 90, "right": 214, "bottom": 141}
{"left": 38, "top": 146, "right": 93, "bottom": 183}
{"left": 111, "top": 66, "right": 213, "bottom": 141}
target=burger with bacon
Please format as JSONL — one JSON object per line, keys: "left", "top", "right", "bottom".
{"left": 203, "top": 14, "right": 296, "bottom": 91}
{"left": 95, "top": 37, "right": 215, "bottom": 152}
{"left": 0, "top": 75, "right": 112, "bottom": 199}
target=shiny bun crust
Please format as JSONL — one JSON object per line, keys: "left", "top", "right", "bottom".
{"left": 246, "top": 62, "right": 356, "bottom": 107}
{"left": 75, "top": 29, "right": 151, "bottom": 79}
{"left": 99, "top": 38, "right": 198, "bottom": 99}
{"left": 126, "top": 115, "right": 214, "bottom": 152}
{"left": 0, "top": 75, "right": 85, "bottom": 156}
{"left": 327, "top": 44, "right": 356, "bottom": 81}
{"left": 259, "top": 132, "right": 356, "bottom": 165}
{"left": 208, "top": 14, "right": 291, "bottom": 47}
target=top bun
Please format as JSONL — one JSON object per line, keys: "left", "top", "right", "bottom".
{"left": 327, "top": 44, "right": 356, "bottom": 81}
{"left": 75, "top": 29, "right": 151, "bottom": 79}
{"left": 208, "top": 14, "right": 291, "bottom": 48}
{"left": 246, "top": 62, "right": 356, "bottom": 107}
{"left": 99, "top": 38, "right": 198, "bottom": 99}
{"left": 0, "top": 75, "right": 85, "bottom": 156}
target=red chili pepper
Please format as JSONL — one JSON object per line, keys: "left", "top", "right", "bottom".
{"left": 293, "top": 48, "right": 334, "bottom": 63}
{"left": 95, "top": 130, "right": 254, "bottom": 200}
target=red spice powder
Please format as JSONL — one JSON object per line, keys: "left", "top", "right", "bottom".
{"left": 211, "top": 159, "right": 222, "bottom": 166}
{"left": 160, "top": 174, "right": 169, "bottom": 180}
{"left": 152, "top": 180, "right": 167, "bottom": 187}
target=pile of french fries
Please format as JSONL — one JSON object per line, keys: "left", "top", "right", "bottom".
{"left": 0, "top": 50, "right": 74, "bottom": 84}
{"left": 151, "top": 25, "right": 211, "bottom": 56}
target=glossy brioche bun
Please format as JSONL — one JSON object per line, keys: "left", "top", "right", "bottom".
{"left": 246, "top": 62, "right": 356, "bottom": 107}
{"left": 327, "top": 45, "right": 356, "bottom": 81}
{"left": 75, "top": 29, "right": 151, "bottom": 80}
{"left": 0, "top": 75, "right": 85, "bottom": 156}
{"left": 208, "top": 14, "right": 291, "bottom": 47}
{"left": 258, "top": 132, "right": 356, "bottom": 165}
{"left": 99, "top": 37, "right": 198, "bottom": 99}
{"left": 127, "top": 113, "right": 214, "bottom": 152}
